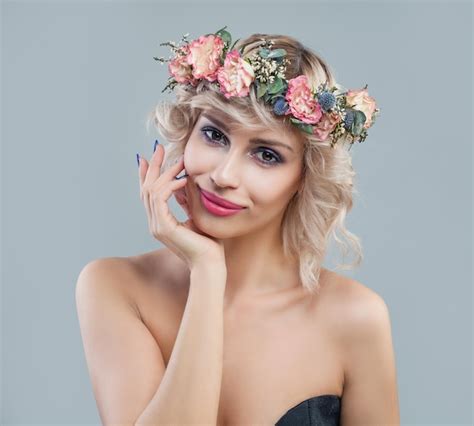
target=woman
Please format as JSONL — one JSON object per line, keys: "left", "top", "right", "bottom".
{"left": 76, "top": 27, "right": 400, "bottom": 425}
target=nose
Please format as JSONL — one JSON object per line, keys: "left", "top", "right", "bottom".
{"left": 209, "top": 150, "right": 242, "bottom": 188}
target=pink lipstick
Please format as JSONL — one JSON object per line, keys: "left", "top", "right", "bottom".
{"left": 199, "top": 188, "right": 245, "bottom": 217}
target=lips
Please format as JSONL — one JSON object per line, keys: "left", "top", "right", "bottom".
{"left": 199, "top": 187, "right": 245, "bottom": 209}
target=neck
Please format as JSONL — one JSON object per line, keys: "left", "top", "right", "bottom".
{"left": 220, "top": 223, "right": 301, "bottom": 308}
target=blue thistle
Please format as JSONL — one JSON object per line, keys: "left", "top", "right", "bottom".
{"left": 273, "top": 97, "right": 289, "bottom": 115}
{"left": 317, "top": 91, "right": 336, "bottom": 112}
{"left": 344, "top": 109, "right": 355, "bottom": 130}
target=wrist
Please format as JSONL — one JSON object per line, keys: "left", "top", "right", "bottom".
{"left": 191, "top": 255, "right": 226, "bottom": 274}
{"left": 191, "top": 261, "right": 226, "bottom": 277}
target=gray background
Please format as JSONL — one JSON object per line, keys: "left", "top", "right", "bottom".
{"left": 1, "top": 0, "right": 472, "bottom": 424}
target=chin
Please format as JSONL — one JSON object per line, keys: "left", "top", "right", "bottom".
{"left": 191, "top": 212, "right": 243, "bottom": 239}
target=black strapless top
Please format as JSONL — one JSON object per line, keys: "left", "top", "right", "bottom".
{"left": 275, "top": 394, "right": 341, "bottom": 425}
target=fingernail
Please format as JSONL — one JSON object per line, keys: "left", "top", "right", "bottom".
{"left": 153, "top": 139, "right": 159, "bottom": 153}
{"left": 136, "top": 153, "right": 140, "bottom": 167}
{"left": 175, "top": 173, "right": 189, "bottom": 180}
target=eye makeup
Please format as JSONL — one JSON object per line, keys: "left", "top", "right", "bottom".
{"left": 199, "top": 124, "right": 285, "bottom": 167}
{"left": 201, "top": 113, "right": 295, "bottom": 153}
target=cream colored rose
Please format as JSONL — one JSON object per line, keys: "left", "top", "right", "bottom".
{"left": 217, "top": 50, "right": 255, "bottom": 98}
{"left": 345, "top": 87, "right": 377, "bottom": 128}
{"left": 312, "top": 111, "right": 341, "bottom": 141}
{"left": 187, "top": 34, "right": 224, "bottom": 82}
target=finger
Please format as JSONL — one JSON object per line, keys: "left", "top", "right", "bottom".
{"left": 138, "top": 155, "right": 149, "bottom": 188}
{"left": 142, "top": 180, "right": 153, "bottom": 231}
{"left": 139, "top": 153, "right": 184, "bottom": 197}
{"left": 159, "top": 154, "right": 186, "bottom": 182}
{"left": 138, "top": 156, "right": 150, "bottom": 201}
{"left": 152, "top": 175, "right": 188, "bottom": 227}
{"left": 144, "top": 142, "right": 165, "bottom": 186}
{"left": 156, "top": 174, "right": 188, "bottom": 205}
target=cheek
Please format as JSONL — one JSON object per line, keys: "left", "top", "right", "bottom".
{"left": 247, "top": 179, "right": 297, "bottom": 209}
{"left": 183, "top": 137, "right": 215, "bottom": 175}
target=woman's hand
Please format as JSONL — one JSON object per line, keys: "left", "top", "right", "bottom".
{"left": 138, "top": 143, "right": 226, "bottom": 270}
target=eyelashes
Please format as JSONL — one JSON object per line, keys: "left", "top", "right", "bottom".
{"left": 199, "top": 126, "right": 283, "bottom": 167}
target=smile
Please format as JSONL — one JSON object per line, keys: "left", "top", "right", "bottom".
{"left": 199, "top": 189, "right": 245, "bottom": 217}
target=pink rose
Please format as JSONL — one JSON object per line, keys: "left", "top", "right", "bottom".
{"left": 285, "top": 75, "right": 323, "bottom": 124}
{"left": 168, "top": 44, "right": 196, "bottom": 84}
{"left": 312, "top": 111, "right": 341, "bottom": 141}
{"left": 217, "top": 50, "right": 255, "bottom": 98}
{"left": 186, "top": 34, "right": 225, "bottom": 82}
{"left": 345, "top": 87, "right": 377, "bottom": 129}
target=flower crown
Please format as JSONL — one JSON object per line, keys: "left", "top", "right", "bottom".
{"left": 153, "top": 26, "right": 380, "bottom": 149}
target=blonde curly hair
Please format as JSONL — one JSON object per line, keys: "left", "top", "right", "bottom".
{"left": 146, "top": 32, "right": 363, "bottom": 295}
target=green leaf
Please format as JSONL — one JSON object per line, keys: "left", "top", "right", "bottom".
{"left": 290, "top": 117, "right": 305, "bottom": 125}
{"left": 268, "top": 94, "right": 280, "bottom": 103}
{"left": 267, "top": 77, "right": 285, "bottom": 95}
{"left": 258, "top": 48, "right": 271, "bottom": 58}
{"left": 267, "top": 48, "right": 287, "bottom": 59}
{"left": 351, "top": 110, "right": 367, "bottom": 136}
{"left": 256, "top": 82, "right": 267, "bottom": 98}
{"left": 263, "top": 92, "right": 273, "bottom": 103}
{"left": 299, "top": 124, "right": 315, "bottom": 135}
{"left": 291, "top": 120, "right": 313, "bottom": 135}
{"left": 290, "top": 120, "right": 314, "bottom": 134}
{"left": 215, "top": 28, "right": 232, "bottom": 48}
{"left": 290, "top": 117, "right": 316, "bottom": 134}
{"left": 230, "top": 38, "right": 241, "bottom": 51}
{"left": 214, "top": 25, "right": 228, "bottom": 35}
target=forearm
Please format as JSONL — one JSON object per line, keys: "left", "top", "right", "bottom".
{"left": 135, "top": 263, "right": 226, "bottom": 425}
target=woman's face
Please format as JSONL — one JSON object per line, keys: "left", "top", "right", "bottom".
{"left": 183, "top": 109, "right": 305, "bottom": 238}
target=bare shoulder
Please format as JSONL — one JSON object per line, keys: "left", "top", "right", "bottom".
{"left": 76, "top": 251, "right": 160, "bottom": 309}
{"left": 79, "top": 247, "right": 187, "bottom": 292}
{"left": 76, "top": 256, "right": 140, "bottom": 304}
{"left": 321, "top": 269, "right": 391, "bottom": 332}
{"left": 129, "top": 248, "right": 191, "bottom": 295}
{"left": 322, "top": 269, "right": 396, "bottom": 379}
{"left": 75, "top": 253, "right": 175, "bottom": 425}
{"left": 322, "top": 271, "right": 400, "bottom": 422}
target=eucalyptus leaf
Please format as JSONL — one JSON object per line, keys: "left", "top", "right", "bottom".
{"left": 291, "top": 121, "right": 314, "bottom": 134}
{"left": 268, "top": 94, "right": 281, "bottom": 103}
{"left": 290, "top": 117, "right": 305, "bottom": 125}
{"left": 230, "top": 38, "right": 241, "bottom": 51}
{"left": 258, "top": 48, "right": 271, "bottom": 58}
{"left": 267, "top": 77, "right": 285, "bottom": 94}
{"left": 264, "top": 93, "right": 273, "bottom": 103}
{"left": 216, "top": 29, "right": 232, "bottom": 49}
{"left": 256, "top": 82, "right": 267, "bottom": 98}
{"left": 351, "top": 110, "right": 366, "bottom": 135}
{"left": 267, "top": 48, "right": 287, "bottom": 59}
{"left": 214, "top": 25, "right": 228, "bottom": 33}
{"left": 299, "top": 125, "right": 315, "bottom": 135}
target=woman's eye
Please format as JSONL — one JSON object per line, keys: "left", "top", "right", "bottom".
{"left": 201, "top": 127, "right": 225, "bottom": 144}
{"left": 255, "top": 150, "right": 281, "bottom": 165}
{"left": 200, "top": 126, "right": 283, "bottom": 166}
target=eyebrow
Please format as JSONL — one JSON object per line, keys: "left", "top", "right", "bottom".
{"left": 201, "top": 112, "right": 295, "bottom": 153}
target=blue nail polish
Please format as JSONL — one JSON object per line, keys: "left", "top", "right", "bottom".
{"left": 136, "top": 153, "right": 140, "bottom": 166}
{"left": 175, "top": 173, "right": 189, "bottom": 180}
{"left": 153, "top": 139, "right": 159, "bottom": 152}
